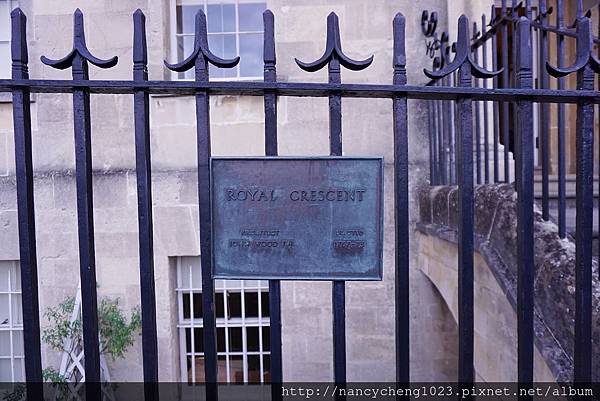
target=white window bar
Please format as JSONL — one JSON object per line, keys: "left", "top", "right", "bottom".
{"left": 0, "top": 261, "right": 24, "bottom": 382}
{"left": 176, "top": 257, "right": 270, "bottom": 384}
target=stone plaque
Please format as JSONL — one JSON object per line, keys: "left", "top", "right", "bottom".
{"left": 211, "top": 157, "right": 383, "bottom": 280}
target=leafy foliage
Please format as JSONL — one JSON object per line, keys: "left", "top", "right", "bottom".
{"left": 42, "top": 296, "right": 141, "bottom": 360}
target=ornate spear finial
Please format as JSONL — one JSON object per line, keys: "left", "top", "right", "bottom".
{"left": 393, "top": 13, "right": 406, "bottom": 85}
{"left": 41, "top": 9, "right": 118, "bottom": 71}
{"left": 164, "top": 9, "right": 239, "bottom": 73}
{"left": 546, "top": 15, "right": 600, "bottom": 77}
{"left": 295, "top": 12, "right": 373, "bottom": 73}
{"left": 424, "top": 15, "right": 502, "bottom": 79}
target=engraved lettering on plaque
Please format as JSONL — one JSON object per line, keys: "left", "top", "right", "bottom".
{"left": 211, "top": 157, "right": 383, "bottom": 280}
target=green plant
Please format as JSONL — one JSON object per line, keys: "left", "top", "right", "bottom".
{"left": 42, "top": 296, "right": 142, "bottom": 361}
{"left": 42, "top": 297, "right": 142, "bottom": 358}
{"left": 2, "top": 296, "right": 141, "bottom": 400}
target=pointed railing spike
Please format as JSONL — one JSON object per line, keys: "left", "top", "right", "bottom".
{"left": 41, "top": 9, "right": 118, "bottom": 70}
{"left": 393, "top": 13, "right": 407, "bottom": 85}
{"left": 133, "top": 9, "right": 148, "bottom": 73}
{"left": 547, "top": 15, "right": 600, "bottom": 77}
{"left": 425, "top": 15, "right": 502, "bottom": 79}
{"left": 295, "top": 12, "right": 373, "bottom": 73}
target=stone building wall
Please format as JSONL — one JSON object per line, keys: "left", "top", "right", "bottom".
{"left": 0, "top": 0, "right": 464, "bottom": 382}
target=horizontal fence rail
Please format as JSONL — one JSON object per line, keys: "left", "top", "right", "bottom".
{"left": 2, "top": 2, "right": 598, "bottom": 399}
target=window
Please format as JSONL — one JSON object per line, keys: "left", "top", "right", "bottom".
{"left": 173, "top": 0, "right": 266, "bottom": 80}
{"left": 176, "top": 257, "right": 270, "bottom": 383}
{"left": 0, "top": 1, "right": 18, "bottom": 79}
{"left": 0, "top": 261, "right": 24, "bottom": 382}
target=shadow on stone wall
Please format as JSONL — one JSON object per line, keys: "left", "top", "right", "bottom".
{"left": 418, "top": 184, "right": 599, "bottom": 382}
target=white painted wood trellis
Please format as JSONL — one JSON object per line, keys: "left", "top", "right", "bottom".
{"left": 50, "top": 284, "right": 114, "bottom": 401}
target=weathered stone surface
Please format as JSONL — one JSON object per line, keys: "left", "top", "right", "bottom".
{"left": 418, "top": 184, "right": 600, "bottom": 381}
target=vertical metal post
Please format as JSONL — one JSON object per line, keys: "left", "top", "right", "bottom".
{"left": 473, "top": 23, "right": 482, "bottom": 186}
{"left": 432, "top": 84, "right": 439, "bottom": 185}
{"left": 426, "top": 15, "right": 493, "bottom": 385}
{"left": 481, "top": 15, "right": 490, "bottom": 184}
{"left": 556, "top": 0, "right": 567, "bottom": 238}
{"left": 539, "top": 0, "right": 550, "bottom": 221}
{"left": 195, "top": 31, "right": 218, "bottom": 401}
{"left": 263, "top": 10, "right": 283, "bottom": 400}
{"left": 428, "top": 100, "right": 435, "bottom": 184}
{"left": 546, "top": 10, "right": 596, "bottom": 384}
{"left": 573, "top": 43, "right": 594, "bottom": 387}
{"left": 457, "top": 58, "right": 474, "bottom": 388}
{"left": 133, "top": 10, "right": 159, "bottom": 400}
{"left": 514, "top": 16, "right": 534, "bottom": 387}
{"left": 491, "top": 6, "right": 500, "bottom": 183}
{"left": 329, "top": 52, "right": 347, "bottom": 398}
{"left": 437, "top": 78, "right": 446, "bottom": 184}
{"left": 501, "top": 0, "right": 511, "bottom": 182}
{"left": 40, "top": 11, "right": 118, "bottom": 399}
{"left": 598, "top": 3, "right": 600, "bottom": 270}
{"left": 71, "top": 28, "right": 101, "bottom": 398}
{"left": 393, "top": 13, "right": 409, "bottom": 385}
{"left": 10, "top": 9, "right": 43, "bottom": 399}
{"left": 424, "top": 13, "right": 501, "bottom": 385}
{"left": 164, "top": 10, "right": 239, "bottom": 399}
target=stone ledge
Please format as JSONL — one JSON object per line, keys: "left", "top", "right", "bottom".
{"left": 418, "top": 183, "right": 599, "bottom": 382}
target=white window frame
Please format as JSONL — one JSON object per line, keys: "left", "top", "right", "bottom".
{"left": 169, "top": 0, "right": 266, "bottom": 81}
{"left": 0, "top": 261, "right": 24, "bottom": 382}
{"left": 0, "top": 0, "right": 19, "bottom": 79}
{"left": 176, "top": 256, "right": 270, "bottom": 384}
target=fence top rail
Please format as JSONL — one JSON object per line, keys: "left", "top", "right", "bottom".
{"left": 2, "top": 79, "right": 599, "bottom": 103}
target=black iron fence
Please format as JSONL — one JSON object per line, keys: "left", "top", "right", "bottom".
{"left": 0, "top": 2, "right": 598, "bottom": 401}
{"left": 423, "top": 0, "right": 599, "bottom": 241}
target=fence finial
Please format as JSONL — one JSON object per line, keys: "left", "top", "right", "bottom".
{"left": 515, "top": 17, "right": 532, "bottom": 80}
{"left": 133, "top": 9, "right": 148, "bottom": 75}
{"left": 295, "top": 12, "right": 373, "bottom": 73}
{"left": 424, "top": 15, "right": 501, "bottom": 79}
{"left": 263, "top": 10, "right": 276, "bottom": 77}
{"left": 41, "top": 9, "right": 118, "bottom": 70}
{"left": 11, "top": 8, "right": 28, "bottom": 79}
{"left": 393, "top": 13, "right": 406, "bottom": 85}
{"left": 546, "top": 15, "right": 600, "bottom": 77}
{"left": 164, "top": 9, "right": 239, "bottom": 73}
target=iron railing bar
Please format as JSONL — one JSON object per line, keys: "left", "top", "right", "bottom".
{"left": 501, "top": 0, "right": 511, "bottom": 183}
{"left": 132, "top": 10, "right": 159, "bottom": 400}
{"left": 514, "top": 16, "right": 535, "bottom": 388}
{"left": 392, "top": 14, "right": 410, "bottom": 386}
{"left": 262, "top": 10, "right": 283, "bottom": 401}
{"left": 457, "top": 47, "right": 474, "bottom": 389}
{"left": 491, "top": 7, "right": 500, "bottom": 183}
{"left": 473, "top": 22, "right": 482, "bottom": 186}
{"left": 329, "top": 54, "right": 347, "bottom": 401}
{"left": 432, "top": 90, "right": 439, "bottom": 184}
{"left": 10, "top": 9, "right": 44, "bottom": 399}
{"left": 557, "top": 0, "right": 566, "bottom": 239}
{"left": 538, "top": 0, "right": 550, "bottom": 222}
{"left": 39, "top": 10, "right": 107, "bottom": 397}
{"left": 481, "top": 14, "right": 490, "bottom": 184}
{"left": 437, "top": 80, "right": 446, "bottom": 183}
{"left": 573, "top": 52, "right": 594, "bottom": 386}
{"left": 427, "top": 100, "right": 435, "bottom": 184}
